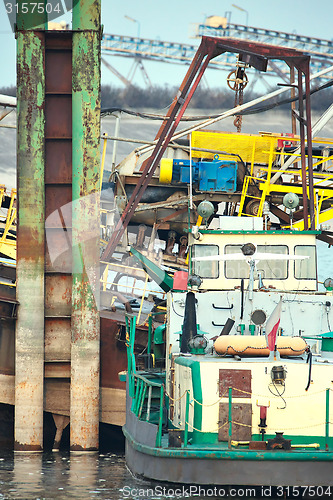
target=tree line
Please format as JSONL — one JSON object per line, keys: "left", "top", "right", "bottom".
{"left": 1, "top": 82, "right": 332, "bottom": 112}
{"left": 100, "top": 82, "right": 333, "bottom": 112}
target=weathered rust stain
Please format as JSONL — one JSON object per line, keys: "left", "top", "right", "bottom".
{"left": 14, "top": 442, "right": 43, "bottom": 452}
{"left": 17, "top": 227, "right": 44, "bottom": 260}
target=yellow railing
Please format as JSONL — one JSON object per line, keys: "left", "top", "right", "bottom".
{"left": 238, "top": 143, "right": 333, "bottom": 226}
{"left": 0, "top": 187, "right": 16, "bottom": 261}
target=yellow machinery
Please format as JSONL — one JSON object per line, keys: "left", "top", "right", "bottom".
{"left": 0, "top": 186, "right": 16, "bottom": 260}
{"left": 191, "top": 130, "right": 279, "bottom": 165}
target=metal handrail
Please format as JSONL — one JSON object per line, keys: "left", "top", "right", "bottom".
{"left": 132, "top": 371, "right": 165, "bottom": 447}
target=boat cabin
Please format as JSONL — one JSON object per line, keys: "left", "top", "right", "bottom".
{"left": 189, "top": 216, "right": 319, "bottom": 292}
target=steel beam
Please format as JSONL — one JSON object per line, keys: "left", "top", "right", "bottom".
{"left": 15, "top": 5, "right": 47, "bottom": 450}
{"left": 297, "top": 70, "right": 309, "bottom": 230}
{"left": 304, "top": 64, "right": 315, "bottom": 230}
{"left": 71, "top": 0, "right": 101, "bottom": 451}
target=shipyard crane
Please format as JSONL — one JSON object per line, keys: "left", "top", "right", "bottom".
{"left": 101, "top": 33, "right": 256, "bottom": 87}
{"left": 101, "top": 57, "right": 132, "bottom": 88}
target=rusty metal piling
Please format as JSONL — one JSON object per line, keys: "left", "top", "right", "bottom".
{"left": 15, "top": 6, "right": 47, "bottom": 451}
{"left": 16, "top": 0, "right": 101, "bottom": 451}
{"left": 71, "top": 0, "right": 101, "bottom": 451}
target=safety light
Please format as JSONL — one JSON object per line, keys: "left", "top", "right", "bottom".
{"left": 271, "top": 365, "right": 287, "bottom": 384}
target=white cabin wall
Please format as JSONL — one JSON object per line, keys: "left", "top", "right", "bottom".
{"left": 197, "top": 361, "right": 333, "bottom": 438}
{"left": 170, "top": 364, "right": 194, "bottom": 430}
{"left": 167, "top": 290, "right": 333, "bottom": 356}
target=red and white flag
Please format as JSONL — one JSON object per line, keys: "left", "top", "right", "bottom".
{"left": 265, "top": 297, "right": 282, "bottom": 351}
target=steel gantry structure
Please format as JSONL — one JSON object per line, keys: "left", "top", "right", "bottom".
{"left": 195, "top": 23, "right": 333, "bottom": 83}
{"left": 101, "top": 24, "right": 333, "bottom": 87}
{"left": 195, "top": 23, "right": 333, "bottom": 59}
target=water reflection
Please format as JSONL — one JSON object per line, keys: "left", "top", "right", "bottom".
{"left": 13, "top": 453, "right": 43, "bottom": 498}
{"left": 0, "top": 449, "right": 257, "bottom": 499}
{"left": 0, "top": 450, "right": 138, "bottom": 499}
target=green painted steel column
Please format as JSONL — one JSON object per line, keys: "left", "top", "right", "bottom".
{"left": 15, "top": 3, "right": 47, "bottom": 450}
{"left": 71, "top": 0, "right": 101, "bottom": 450}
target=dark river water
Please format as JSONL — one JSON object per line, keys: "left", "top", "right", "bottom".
{"left": 0, "top": 449, "right": 267, "bottom": 500}
{"left": 0, "top": 449, "right": 151, "bottom": 500}
{"left": 1, "top": 448, "right": 331, "bottom": 499}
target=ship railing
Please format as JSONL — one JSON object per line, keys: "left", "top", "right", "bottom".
{"left": 167, "top": 385, "right": 332, "bottom": 450}
{"left": 125, "top": 314, "right": 137, "bottom": 398}
{"left": 131, "top": 372, "right": 165, "bottom": 447}
{"left": 125, "top": 312, "right": 166, "bottom": 447}
{"left": 129, "top": 369, "right": 332, "bottom": 450}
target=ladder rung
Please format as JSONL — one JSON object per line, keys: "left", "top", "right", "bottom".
{"left": 245, "top": 195, "right": 262, "bottom": 200}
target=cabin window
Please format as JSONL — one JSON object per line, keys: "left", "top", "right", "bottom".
{"left": 294, "top": 245, "right": 317, "bottom": 280}
{"left": 224, "top": 244, "right": 288, "bottom": 279}
{"left": 192, "top": 244, "right": 219, "bottom": 278}
{"left": 256, "top": 245, "right": 288, "bottom": 279}
{"left": 224, "top": 245, "right": 249, "bottom": 279}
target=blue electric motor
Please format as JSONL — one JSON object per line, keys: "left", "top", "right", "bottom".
{"left": 159, "top": 155, "right": 237, "bottom": 193}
